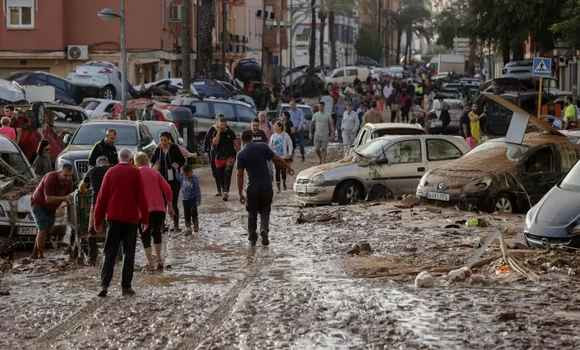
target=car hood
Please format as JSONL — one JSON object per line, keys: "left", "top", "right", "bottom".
{"left": 297, "top": 158, "right": 354, "bottom": 179}
{"left": 532, "top": 186, "right": 580, "bottom": 226}
{"left": 59, "top": 144, "right": 137, "bottom": 160}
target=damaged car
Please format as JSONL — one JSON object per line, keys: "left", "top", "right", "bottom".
{"left": 0, "top": 136, "right": 66, "bottom": 245}
{"left": 524, "top": 159, "right": 580, "bottom": 248}
{"left": 417, "top": 133, "right": 579, "bottom": 213}
{"left": 294, "top": 135, "right": 469, "bottom": 205}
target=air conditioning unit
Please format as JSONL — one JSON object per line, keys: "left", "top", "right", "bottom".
{"left": 67, "top": 45, "right": 89, "bottom": 60}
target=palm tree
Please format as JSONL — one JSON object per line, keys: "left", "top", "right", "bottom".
{"left": 319, "top": 9, "right": 327, "bottom": 68}
{"left": 196, "top": 0, "right": 215, "bottom": 78}
{"left": 394, "top": 0, "right": 431, "bottom": 64}
{"left": 321, "top": 0, "right": 355, "bottom": 68}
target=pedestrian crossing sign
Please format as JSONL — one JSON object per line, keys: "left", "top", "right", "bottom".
{"left": 532, "top": 57, "right": 552, "bottom": 77}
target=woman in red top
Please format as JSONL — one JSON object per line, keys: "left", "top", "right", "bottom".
{"left": 14, "top": 115, "right": 42, "bottom": 162}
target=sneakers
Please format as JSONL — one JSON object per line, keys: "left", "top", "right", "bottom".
{"left": 184, "top": 226, "right": 192, "bottom": 236}
{"left": 215, "top": 192, "right": 222, "bottom": 197}
{"left": 223, "top": 193, "right": 229, "bottom": 201}
{"left": 97, "top": 289, "right": 108, "bottom": 297}
{"left": 122, "top": 288, "right": 136, "bottom": 296}
{"left": 193, "top": 223, "right": 199, "bottom": 233}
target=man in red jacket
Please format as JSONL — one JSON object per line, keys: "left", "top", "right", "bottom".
{"left": 94, "top": 148, "right": 148, "bottom": 297}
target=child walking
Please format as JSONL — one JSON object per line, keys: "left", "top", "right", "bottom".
{"left": 180, "top": 165, "right": 201, "bottom": 235}
{"left": 269, "top": 121, "right": 294, "bottom": 192}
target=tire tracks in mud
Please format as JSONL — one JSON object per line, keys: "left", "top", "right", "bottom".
{"left": 176, "top": 247, "right": 275, "bottom": 350}
{"left": 31, "top": 297, "right": 111, "bottom": 349}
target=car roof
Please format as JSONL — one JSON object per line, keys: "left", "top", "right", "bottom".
{"left": 0, "top": 135, "right": 20, "bottom": 153}
{"left": 142, "top": 120, "right": 175, "bottom": 127}
{"left": 173, "top": 96, "right": 251, "bottom": 107}
{"left": 82, "top": 120, "right": 141, "bottom": 126}
{"left": 371, "top": 134, "right": 463, "bottom": 144}
{"left": 280, "top": 103, "right": 312, "bottom": 109}
{"left": 365, "top": 123, "right": 425, "bottom": 131}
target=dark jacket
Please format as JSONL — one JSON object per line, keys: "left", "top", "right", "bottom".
{"left": 88, "top": 139, "right": 118, "bottom": 167}
{"left": 204, "top": 126, "right": 218, "bottom": 154}
{"left": 212, "top": 127, "right": 237, "bottom": 160}
{"left": 151, "top": 143, "right": 186, "bottom": 183}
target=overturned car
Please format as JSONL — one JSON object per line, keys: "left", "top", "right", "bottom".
{"left": 417, "top": 133, "right": 579, "bottom": 213}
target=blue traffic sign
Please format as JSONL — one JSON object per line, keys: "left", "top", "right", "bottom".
{"left": 532, "top": 57, "right": 552, "bottom": 77}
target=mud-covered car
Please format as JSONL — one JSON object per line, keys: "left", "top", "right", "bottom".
{"left": 524, "top": 160, "right": 580, "bottom": 248}
{"left": 294, "top": 135, "right": 469, "bottom": 205}
{"left": 0, "top": 136, "right": 66, "bottom": 245}
{"left": 417, "top": 133, "right": 579, "bottom": 213}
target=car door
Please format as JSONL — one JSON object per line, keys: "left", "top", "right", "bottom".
{"left": 189, "top": 101, "right": 212, "bottom": 135}
{"left": 138, "top": 124, "right": 156, "bottom": 156}
{"left": 374, "top": 139, "right": 426, "bottom": 195}
{"left": 518, "top": 145, "right": 561, "bottom": 204}
{"left": 425, "top": 138, "right": 464, "bottom": 170}
{"left": 346, "top": 68, "right": 358, "bottom": 84}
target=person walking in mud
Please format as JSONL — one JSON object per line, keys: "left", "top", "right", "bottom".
{"left": 212, "top": 117, "right": 237, "bottom": 202}
{"left": 79, "top": 156, "right": 111, "bottom": 265}
{"left": 94, "top": 149, "right": 148, "bottom": 297}
{"left": 31, "top": 165, "right": 74, "bottom": 259}
{"left": 88, "top": 128, "right": 118, "bottom": 167}
{"left": 135, "top": 152, "right": 173, "bottom": 271}
{"left": 204, "top": 116, "right": 223, "bottom": 197}
{"left": 237, "top": 130, "right": 294, "bottom": 246}
{"left": 310, "top": 101, "right": 335, "bottom": 164}
{"left": 151, "top": 131, "right": 185, "bottom": 232}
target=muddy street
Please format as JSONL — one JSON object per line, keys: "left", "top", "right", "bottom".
{"left": 2, "top": 162, "right": 580, "bottom": 350}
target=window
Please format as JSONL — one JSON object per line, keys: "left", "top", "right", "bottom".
{"left": 332, "top": 70, "right": 345, "bottom": 78}
{"left": 212, "top": 103, "right": 236, "bottom": 122}
{"left": 236, "top": 105, "right": 256, "bottom": 123}
{"left": 191, "top": 102, "right": 210, "bottom": 118}
{"left": 384, "top": 140, "right": 422, "bottom": 164}
{"left": 427, "top": 139, "right": 463, "bottom": 161}
{"left": 525, "top": 147, "right": 554, "bottom": 174}
{"left": 347, "top": 69, "right": 358, "bottom": 77}
{"left": 46, "top": 76, "right": 67, "bottom": 92}
{"left": 354, "top": 129, "right": 368, "bottom": 148}
{"left": 6, "top": 0, "right": 35, "bottom": 29}
{"left": 104, "top": 103, "right": 116, "bottom": 113}
{"left": 72, "top": 124, "right": 138, "bottom": 146}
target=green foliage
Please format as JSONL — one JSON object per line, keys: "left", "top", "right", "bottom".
{"left": 551, "top": 0, "right": 580, "bottom": 48}
{"left": 355, "top": 26, "right": 382, "bottom": 62}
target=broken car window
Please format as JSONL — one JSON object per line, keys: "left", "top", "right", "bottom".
{"left": 469, "top": 141, "right": 529, "bottom": 161}
{"left": 427, "top": 139, "right": 462, "bottom": 161}
{"left": 525, "top": 148, "right": 553, "bottom": 174}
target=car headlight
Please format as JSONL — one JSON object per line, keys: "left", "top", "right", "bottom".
{"left": 525, "top": 207, "right": 535, "bottom": 229}
{"left": 56, "top": 158, "right": 73, "bottom": 171}
{"left": 464, "top": 176, "right": 493, "bottom": 192}
{"left": 311, "top": 174, "right": 326, "bottom": 186}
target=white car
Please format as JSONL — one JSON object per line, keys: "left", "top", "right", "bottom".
{"left": 67, "top": 61, "right": 125, "bottom": 100}
{"left": 0, "top": 136, "right": 67, "bottom": 245}
{"left": 80, "top": 98, "right": 121, "bottom": 120}
{"left": 325, "top": 66, "right": 370, "bottom": 87}
{"left": 351, "top": 123, "right": 426, "bottom": 150}
{"left": 136, "top": 78, "right": 184, "bottom": 94}
{"left": 294, "top": 135, "right": 469, "bottom": 205}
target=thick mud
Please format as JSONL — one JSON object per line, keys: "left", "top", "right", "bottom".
{"left": 1, "top": 163, "right": 580, "bottom": 349}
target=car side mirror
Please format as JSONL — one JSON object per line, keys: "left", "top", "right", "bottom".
{"left": 63, "top": 133, "right": 71, "bottom": 145}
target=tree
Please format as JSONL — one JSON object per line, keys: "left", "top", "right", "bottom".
{"left": 309, "top": 0, "right": 317, "bottom": 70}
{"left": 196, "top": 0, "right": 215, "bottom": 78}
{"left": 551, "top": 0, "right": 580, "bottom": 48}
{"left": 321, "top": 0, "right": 356, "bottom": 68}
{"left": 319, "top": 9, "right": 327, "bottom": 67}
{"left": 355, "top": 26, "right": 382, "bottom": 63}
{"left": 395, "top": 0, "right": 432, "bottom": 64}
{"left": 433, "top": 0, "right": 469, "bottom": 49}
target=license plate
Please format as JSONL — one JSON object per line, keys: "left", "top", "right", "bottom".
{"left": 427, "top": 192, "right": 450, "bottom": 201}
{"left": 18, "top": 226, "right": 37, "bottom": 236}
{"left": 294, "top": 184, "right": 308, "bottom": 193}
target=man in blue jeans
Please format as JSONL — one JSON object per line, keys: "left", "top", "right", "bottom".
{"left": 288, "top": 100, "right": 305, "bottom": 161}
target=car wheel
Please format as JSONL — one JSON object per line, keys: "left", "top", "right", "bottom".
{"left": 336, "top": 181, "right": 364, "bottom": 205}
{"left": 494, "top": 194, "right": 515, "bottom": 214}
{"left": 101, "top": 85, "right": 116, "bottom": 100}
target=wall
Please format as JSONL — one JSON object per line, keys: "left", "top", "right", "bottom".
{"left": 0, "top": 0, "right": 65, "bottom": 51}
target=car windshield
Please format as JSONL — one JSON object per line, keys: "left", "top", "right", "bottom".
{"left": 468, "top": 141, "right": 529, "bottom": 161}
{"left": 80, "top": 101, "right": 99, "bottom": 110}
{"left": 72, "top": 124, "right": 137, "bottom": 146}
{"left": 145, "top": 124, "right": 177, "bottom": 144}
{"left": 356, "top": 138, "right": 391, "bottom": 159}
{"left": 0, "top": 152, "right": 33, "bottom": 180}
{"left": 374, "top": 128, "right": 424, "bottom": 137}
{"left": 560, "top": 162, "right": 580, "bottom": 192}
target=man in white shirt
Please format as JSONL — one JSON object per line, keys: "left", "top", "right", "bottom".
{"left": 341, "top": 103, "right": 360, "bottom": 149}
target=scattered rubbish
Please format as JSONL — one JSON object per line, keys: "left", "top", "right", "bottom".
{"left": 447, "top": 267, "right": 472, "bottom": 282}
{"left": 296, "top": 211, "right": 340, "bottom": 224}
{"left": 495, "top": 263, "right": 511, "bottom": 275}
{"left": 465, "top": 217, "right": 489, "bottom": 228}
{"left": 496, "top": 311, "right": 517, "bottom": 322}
{"left": 347, "top": 242, "right": 372, "bottom": 256}
{"left": 395, "top": 195, "right": 420, "bottom": 209}
{"left": 424, "top": 207, "right": 442, "bottom": 214}
{"left": 387, "top": 210, "right": 402, "bottom": 215}
{"left": 415, "top": 271, "right": 435, "bottom": 288}
{"left": 444, "top": 224, "right": 461, "bottom": 229}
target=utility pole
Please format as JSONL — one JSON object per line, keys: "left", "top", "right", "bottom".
{"left": 182, "top": 0, "right": 192, "bottom": 92}
{"left": 221, "top": 0, "right": 227, "bottom": 78}
{"left": 378, "top": 0, "right": 383, "bottom": 66}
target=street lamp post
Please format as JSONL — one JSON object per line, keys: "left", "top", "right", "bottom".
{"left": 98, "top": 1, "right": 128, "bottom": 119}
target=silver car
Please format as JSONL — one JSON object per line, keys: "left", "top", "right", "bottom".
{"left": 294, "top": 135, "right": 470, "bottom": 205}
